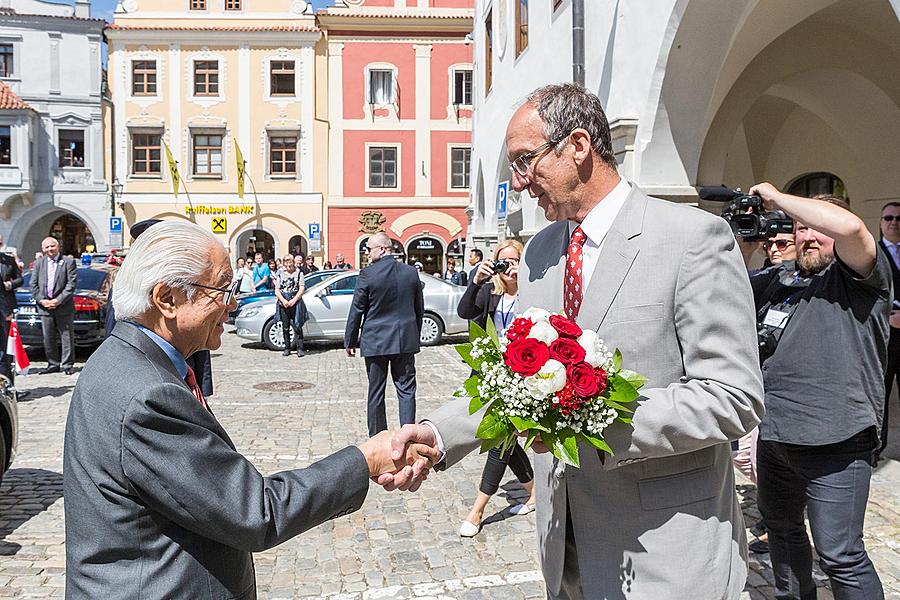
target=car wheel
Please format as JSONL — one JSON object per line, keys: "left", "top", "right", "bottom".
{"left": 0, "top": 424, "right": 6, "bottom": 486}
{"left": 262, "top": 319, "right": 295, "bottom": 351}
{"left": 420, "top": 313, "right": 444, "bottom": 346}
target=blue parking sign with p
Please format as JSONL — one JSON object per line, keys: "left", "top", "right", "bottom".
{"left": 109, "top": 217, "right": 123, "bottom": 233}
{"left": 497, "top": 181, "right": 509, "bottom": 222}
{"left": 308, "top": 223, "right": 321, "bottom": 240}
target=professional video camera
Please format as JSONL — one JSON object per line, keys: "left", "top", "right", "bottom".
{"left": 698, "top": 185, "right": 794, "bottom": 241}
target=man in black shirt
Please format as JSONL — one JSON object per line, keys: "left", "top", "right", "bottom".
{"left": 745, "top": 184, "right": 888, "bottom": 600}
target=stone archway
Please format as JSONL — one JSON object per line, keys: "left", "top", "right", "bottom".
{"left": 14, "top": 206, "right": 102, "bottom": 264}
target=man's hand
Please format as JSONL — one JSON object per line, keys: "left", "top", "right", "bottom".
{"left": 890, "top": 310, "right": 900, "bottom": 329}
{"left": 47, "top": 298, "right": 59, "bottom": 309}
{"left": 748, "top": 182, "right": 781, "bottom": 212}
{"left": 39, "top": 299, "right": 52, "bottom": 309}
{"left": 374, "top": 424, "right": 440, "bottom": 491}
{"left": 358, "top": 430, "right": 439, "bottom": 484}
{"left": 345, "top": 347, "right": 355, "bottom": 357}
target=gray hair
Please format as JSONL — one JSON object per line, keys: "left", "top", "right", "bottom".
{"left": 369, "top": 232, "right": 391, "bottom": 248}
{"left": 113, "top": 220, "right": 221, "bottom": 321}
{"left": 525, "top": 83, "right": 617, "bottom": 169}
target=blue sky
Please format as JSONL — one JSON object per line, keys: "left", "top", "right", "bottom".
{"left": 88, "top": 0, "right": 336, "bottom": 22}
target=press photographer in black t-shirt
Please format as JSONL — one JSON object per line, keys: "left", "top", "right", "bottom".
{"left": 739, "top": 184, "right": 889, "bottom": 600}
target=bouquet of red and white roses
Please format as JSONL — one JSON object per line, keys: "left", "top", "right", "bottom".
{"left": 455, "top": 307, "right": 647, "bottom": 467}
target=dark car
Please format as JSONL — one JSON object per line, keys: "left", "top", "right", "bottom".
{"left": 0, "top": 373, "right": 17, "bottom": 485}
{"left": 14, "top": 265, "right": 117, "bottom": 348}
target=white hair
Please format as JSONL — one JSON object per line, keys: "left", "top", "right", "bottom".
{"left": 113, "top": 220, "right": 222, "bottom": 321}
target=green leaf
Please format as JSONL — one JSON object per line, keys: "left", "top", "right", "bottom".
{"left": 612, "top": 349, "right": 623, "bottom": 372}
{"left": 618, "top": 368, "right": 648, "bottom": 389}
{"left": 608, "top": 378, "right": 639, "bottom": 405}
{"left": 485, "top": 315, "right": 502, "bottom": 349}
{"left": 468, "top": 395, "right": 485, "bottom": 415}
{"left": 469, "top": 320, "right": 488, "bottom": 343}
{"left": 455, "top": 343, "right": 482, "bottom": 371}
{"left": 476, "top": 412, "right": 510, "bottom": 440}
{"left": 523, "top": 430, "right": 538, "bottom": 451}
{"left": 556, "top": 428, "right": 580, "bottom": 468}
{"left": 464, "top": 375, "right": 481, "bottom": 398}
{"left": 540, "top": 430, "right": 558, "bottom": 459}
{"left": 480, "top": 437, "right": 504, "bottom": 453}
{"left": 603, "top": 399, "right": 634, "bottom": 414}
{"left": 582, "top": 433, "right": 613, "bottom": 454}
{"left": 509, "top": 416, "right": 547, "bottom": 433}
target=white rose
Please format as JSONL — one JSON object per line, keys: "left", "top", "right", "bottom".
{"left": 583, "top": 347, "right": 605, "bottom": 368}
{"left": 527, "top": 320, "right": 559, "bottom": 344}
{"left": 523, "top": 306, "right": 552, "bottom": 323}
{"left": 577, "top": 329, "right": 598, "bottom": 352}
{"left": 523, "top": 359, "right": 567, "bottom": 397}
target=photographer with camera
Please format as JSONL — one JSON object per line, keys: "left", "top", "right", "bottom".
{"left": 739, "top": 183, "right": 888, "bottom": 600}
{"left": 455, "top": 239, "right": 536, "bottom": 537}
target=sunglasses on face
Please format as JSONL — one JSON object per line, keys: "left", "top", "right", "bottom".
{"left": 882, "top": 215, "right": 900, "bottom": 222}
{"left": 765, "top": 240, "right": 794, "bottom": 251}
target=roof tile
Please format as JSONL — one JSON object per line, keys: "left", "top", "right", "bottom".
{"left": 0, "top": 82, "right": 33, "bottom": 111}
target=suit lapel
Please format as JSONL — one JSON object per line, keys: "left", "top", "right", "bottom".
{"left": 54, "top": 257, "right": 67, "bottom": 292}
{"left": 577, "top": 187, "right": 647, "bottom": 329}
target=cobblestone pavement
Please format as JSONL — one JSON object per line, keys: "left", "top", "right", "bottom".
{"left": 2, "top": 329, "right": 900, "bottom": 599}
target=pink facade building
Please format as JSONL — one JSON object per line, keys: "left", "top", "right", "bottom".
{"left": 319, "top": 0, "right": 474, "bottom": 274}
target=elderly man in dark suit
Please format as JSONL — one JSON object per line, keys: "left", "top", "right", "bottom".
{"left": 30, "top": 237, "right": 78, "bottom": 375}
{"left": 63, "top": 220, "right": 437, "bottom": 599}
{"left": 345, "top": 232, "right": 424, "bottom": 437}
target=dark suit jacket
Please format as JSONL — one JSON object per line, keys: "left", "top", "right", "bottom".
{"left": 457, "top": 279, "right": 500, "bottom": 331}
{"left": 30, "top": 254, "right": 77, "bottom": 315}
{"left": 879, "top": 239, "right": 900, "bottom": 347}
{"left": 344, "top": 257, "right": 424, "bottom": 357}
{"left": 0, "top": 252, "right": 22, "bottom": 318}
{"left": 63, "top": 322, "right": 370, "bottom": 599}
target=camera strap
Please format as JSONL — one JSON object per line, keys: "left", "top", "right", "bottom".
{"left": 757, "top": 268, "right": 811, "bottom": 340}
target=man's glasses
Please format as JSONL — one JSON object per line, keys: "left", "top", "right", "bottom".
{"left": 509, "top": 135, "right": 567, "bottom": 177}
{"left": 187, "top": 279, "right": 240, "bottom": 304}
{"left": 882, "top": 215, "right": 900, "bottom": 222}
{"left": 364, "top": 245, "right": 390, "bottom": 254}
{"left": 765, "top": 239, "right": 794, "bottom": 251}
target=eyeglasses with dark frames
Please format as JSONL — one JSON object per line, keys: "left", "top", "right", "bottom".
{"left": 882, "top": 215, "right": 900, "bottom": 222}
{"left": 187, "top": 279, "right": 240, "bottom": 304}
{"left": 509, "top": 134, "right": 568, "bottom": 177}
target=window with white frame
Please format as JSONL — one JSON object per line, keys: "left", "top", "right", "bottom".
{"left": 368, "top": 146, "right": 398, "bottom": 189}
{"left": 132, "top": 60, "right": 157, "bottom": 95}
{"left": 450, "top": 147, "right": 471, "bottom": 189}
{"left": 0, "top": 126, "right": 10, "bottom": 165}
{"left": 131, "top": 132, "right": 162, "bottom": 176}
{"left": 58, "top": 130, "right": 85, "bottom": 168}
{"left": 368, "top": 69, "right": 394, "bottom": 105}
{"left": 0, "top": 44, "right": 12, "bottom": 78}
{"left": 192, "top": 133, "right": 223, "bottom": 177}
{"left": 193, "top": 60, "right": 219, "bottom": 96}
{"left": 269, "top": 134, "right": 297, "bottom": 176}
{"left": 452, "top": 69, "right": 473, "bottom": 105}
{"left": 225, "top": 0, "right": 241, "bottom": 9}
{"left": 190, "top": 0, "right": 206, "bottom": 10}
{"left": 270, "top": 61, "right": 295, "bottom": 96}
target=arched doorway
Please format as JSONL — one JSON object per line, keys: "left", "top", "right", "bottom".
{"left": 287, "top": 235, "right": 308, "bottom": 258}
{"left": 786, "top": 172, "right": 848, "bottom": 201}
{"left": 357, "top": 236, "right": 404, "bottom": 270}
{"left": 49, "top": 214, "right": 95, "bottom": 256}
{"left": 235, "top": 228, "right": 276, "bottom": 261}
{"left": 17, "top": 209, "right": 99, "bottom": 262}
{"left": 406, "top": 236, "right": 444, "bottom": 276}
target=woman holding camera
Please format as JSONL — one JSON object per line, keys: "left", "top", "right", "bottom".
{"left": 456, "top": 239, "right": 535, "bottom": 537}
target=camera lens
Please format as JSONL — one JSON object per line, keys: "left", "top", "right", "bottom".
{"left": 493, "top": 260, "right": 509, "bottom": 274}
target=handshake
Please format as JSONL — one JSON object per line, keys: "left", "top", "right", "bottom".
{"left": 357, "top": 425, "right": 440, "bottom": 492}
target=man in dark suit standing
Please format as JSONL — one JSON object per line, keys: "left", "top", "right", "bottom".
{"left": 345, "top": 232, "right": 424, "bottom": 436}
{"left": 30, "top": 237, "right": 78, "bottom": 375}
{"left": 64, "top": 220, "right": 437, "bottom": 599}
{"left": 0, "top": 235, "right": 23, "bottom": 379}
{"left": 877, "top": 201, "right": 900, "bottom": 461}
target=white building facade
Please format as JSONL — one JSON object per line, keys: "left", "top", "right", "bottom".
{"left": 469, "top": 0, "right": 900, "bottom": 247}
{"left": 0, "top": 0, "right": 107, "bottom": 262}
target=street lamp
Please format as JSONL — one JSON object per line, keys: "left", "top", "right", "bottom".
{"left": 111, "top": 178, "right": 123, "bottom": 217}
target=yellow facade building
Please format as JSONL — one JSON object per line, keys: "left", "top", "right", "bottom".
{"left": 106, "top": 0, "right": 326, "bottom": 260}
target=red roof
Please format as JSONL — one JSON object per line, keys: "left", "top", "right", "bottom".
{"left": 106, "top": 23, "right": 319, "bottom": 33}
{"left": 0, "top": 82, "right": 33, "bottom": 111}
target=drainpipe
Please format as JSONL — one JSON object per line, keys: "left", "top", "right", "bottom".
{"left": 572, "top": 0, "right": 585, "bottom": 85}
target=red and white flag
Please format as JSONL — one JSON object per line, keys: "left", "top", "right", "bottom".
{"left": 6, "top": 321, "right": 29, "bottom": 375}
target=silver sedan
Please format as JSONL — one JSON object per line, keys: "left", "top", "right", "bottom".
{"left": 233, "top": 270, "right": 468, "bottom": 351}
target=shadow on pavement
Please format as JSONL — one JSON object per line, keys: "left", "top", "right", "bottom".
{"left": 16, "top": 384, "right": 75, "bottom": 401}
{"left": 0, "top": 468, "right": 64, "bottom": 556}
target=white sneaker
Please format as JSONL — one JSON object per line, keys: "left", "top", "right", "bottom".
{"left": 458, "top": 520, "right": 480, "bottom": 537}
{"left": 510, "top": 503, "right": 535, "bottom": 515}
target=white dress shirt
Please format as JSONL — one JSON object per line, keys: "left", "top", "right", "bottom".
{"left": 884, "top": 240, "right": 900, "bottom": 269}
{"left": 568, "top": 178, "right": 631, "bottom": 288}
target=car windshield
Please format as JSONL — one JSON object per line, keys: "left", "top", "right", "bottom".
{"left": 21, "top": 268, "right": 108, "bottom": 291}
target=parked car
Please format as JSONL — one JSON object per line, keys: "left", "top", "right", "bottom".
{"left": 14, "top": 264, "right": 117, "bottom": 348}
{"left": 0, "top": 373, "right": 17, "bottom": 485}
{"left": 227, "top": 270, "right": 342, "bottom": 323}
{"left": 234, "top": 270, "right": 468, "bottom": 351}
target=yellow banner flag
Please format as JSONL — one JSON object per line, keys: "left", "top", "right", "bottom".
{"left": 235, "top": 139, "right": 245, "bottom": 199}
{"left": 163, "top": 139, "right": 180, "bottom": 198}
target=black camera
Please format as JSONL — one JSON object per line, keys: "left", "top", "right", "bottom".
{"left": 699, "top": 186, "right": 794, "bottom": 242}
{"left": 492, "top": 260, "right": 510, "bottom": 274}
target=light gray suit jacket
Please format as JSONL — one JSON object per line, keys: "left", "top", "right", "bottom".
{"left": 63, "top": 322, "right": 371, "bottom": 599}
{"left": 429, "top": 188, "right": 765, "bottom": 600}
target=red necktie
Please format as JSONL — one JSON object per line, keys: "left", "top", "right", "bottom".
{"left": 564, "top": 226, "right": 587, "bottom": 320}
{"left": 185, "top": 367, "right": 209, "bottom": 412}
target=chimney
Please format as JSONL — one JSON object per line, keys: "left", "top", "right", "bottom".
{"left": 74, "top": 0, "right": 91, "bottom": 18}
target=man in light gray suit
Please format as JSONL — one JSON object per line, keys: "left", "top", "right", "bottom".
{"left": 64, "top": 221, "right": 437, "bottom": 599}
{"left": 383, "top": 84, "right": 765, "bottom": 599}
{"left": 30, "top": 236, "right": 77, "bottom": 374}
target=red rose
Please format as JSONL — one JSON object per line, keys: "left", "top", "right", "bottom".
{"left": 504, "top": 338, "right": 550, "bottom": 377}
{"left": 594, "top": 367, "right": 609, "bottom": 396}
{"left": 567, "top": 361, "right": 599, "bottom": 397}
{"left": 549, "top": 314, "right": 583, "bottom": 338}
{"left": 505, "top": 317, "right": 534, "bottom": 342}
{"left": 549, "top": 337, "right": 586, "bottom": 365}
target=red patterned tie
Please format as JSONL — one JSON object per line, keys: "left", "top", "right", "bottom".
{"left": 185, "top": 367, "right": 209, "bottom": 412}
{"left": 564, "top": 226, "right": 587, "bottom": 320}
